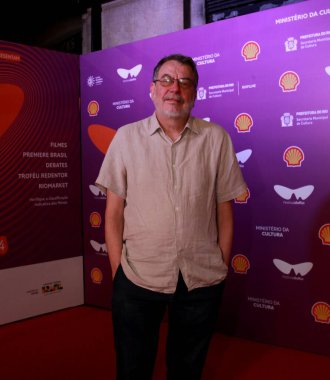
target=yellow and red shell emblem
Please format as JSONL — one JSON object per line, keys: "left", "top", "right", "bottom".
{"left": 283, "top": 146, "right": 304, "bottom": 167}
{"left": 232, "top": 254, "right": 250, "bottom": 274}
{"left": 87, "top": 100, "right": 99, "bottom": 116}
{"left": 91, "top": 267, "right": 103, "bottom": 284}
{"left": 241, "top": 41, "right": 260, "bottom": 61}
{"left": 279, "top": 71, "right": 300, "bottom": 92}
{"left": 90, "top": 211, "right": 101, "bottom": 228}
{"left": 235, "top": 188, "right": 250, "bottom": 204}
{"left": 311, "top": 302, "right": 330, "bottom": 324}
{"left": 318, "top": 224, "right": 330, "bottom": 246}
{"left": 234, "top": 113, "right": 253, "bottom": 133}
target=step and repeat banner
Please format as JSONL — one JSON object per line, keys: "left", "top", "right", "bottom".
{"left": 80, "top": 0, "right": 330, "bottom": 355}
{"left": 0, "top": 42, "right": 84, "bottom": 324}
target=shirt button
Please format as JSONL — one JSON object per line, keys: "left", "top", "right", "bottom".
{"left": 175, "top": 207, "right": 179, "bottom": 211}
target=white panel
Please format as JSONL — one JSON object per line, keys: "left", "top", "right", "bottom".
{"left": 0, "top": 257, "right": 84, "bottom": 325}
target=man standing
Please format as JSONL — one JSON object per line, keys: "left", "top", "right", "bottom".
{"left": 96, "top": 54, "right": 247, "bottom": 380}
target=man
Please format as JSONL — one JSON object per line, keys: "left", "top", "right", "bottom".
{"left": 96, "top": 53, "right": 247, "bottom": 380}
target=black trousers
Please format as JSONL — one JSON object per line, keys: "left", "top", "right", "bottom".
{"left": 112, "top": 265, "right": 225, "bottom": 380}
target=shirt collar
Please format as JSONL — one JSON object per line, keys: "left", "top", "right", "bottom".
{"left": 148, "top": 112, "right": 200, "bottom": 136}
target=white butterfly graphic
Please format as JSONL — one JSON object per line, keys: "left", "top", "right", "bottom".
{"left": 274, "top": 185, "right": 314, "bottom": 201}
{"left": 273, "top": 259, "right": 313, "bottom": 276}
{"left": 117, "top": 64, "right": 142, "bottom": 79}
{"left": 325, "top": 66, "right": 330, "bottom": 76}
{"left": 90, "top": 240, "right": 107, "bottom": 253}
{"left": 89, "top": 184, "right": 106, "bottom": 196}
{"left": 236, "top": 149, "right": 252, "bottom": 164}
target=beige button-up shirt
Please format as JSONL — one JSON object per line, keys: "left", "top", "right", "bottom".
{"left": 96, "top": 113, "right": 247, "bottom": 293}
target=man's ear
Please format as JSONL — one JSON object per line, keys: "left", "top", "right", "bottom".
{"left": 150, "top": 82, "right": 155, "bottom": 99}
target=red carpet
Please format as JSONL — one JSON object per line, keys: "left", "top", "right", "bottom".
{"left": 0, "top": 306, "right": 329, "bottom": 379}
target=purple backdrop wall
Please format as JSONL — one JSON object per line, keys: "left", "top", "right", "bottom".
{"left": 80, "top": 0, "right": 330, "bottom": 354}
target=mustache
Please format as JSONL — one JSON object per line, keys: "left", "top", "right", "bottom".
{"left": 163, "top": 95, "right": 184, "bottom": 103}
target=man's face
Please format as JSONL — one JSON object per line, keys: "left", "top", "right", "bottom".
{"left": 150, "top": 60, "right": 197, "bottom": 121}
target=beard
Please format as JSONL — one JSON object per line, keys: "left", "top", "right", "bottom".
{"left": 160, "top": 95, "right": 195, "bottom": 119}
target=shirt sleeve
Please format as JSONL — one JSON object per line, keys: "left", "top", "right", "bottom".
{"left": 216, "top": 131, "right": 247, "bottom": 203}
{"left": 95, "top": 127, "right": 127, "bottom": 199}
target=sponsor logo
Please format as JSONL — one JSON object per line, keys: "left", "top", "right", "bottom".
{"left": 87, "top": 75, "right": 103, "bottom": 87}
{"left": 197, "top": 87, "right": 207, "bottom": 100}
{"left": 319, "top": 224, "right": 330, "bottom": 246}
{"left": 112, "top": 99, "right": 135, "bottom": 110}
{"left": 90, "top": 240, "right": 107, "bottom": 253}
{"left": 236, "top": 149, "right": 252, "bottom": 166}
{"left": 248, "top": 296, "right": 280, "bottom": 311}
{"left": 193, "top": 52, "right": 220, "bottom": 66}
{"left": 300, "top": 30, "right": 330, "bottom": 50}
{"left": 279, "top": 71, "right": 300, "bottom": 92}
{"left": 42, "top": 281, "right": 63, "bottom": 294}
{"left": 87, "top": 100, "right": 99, "bottom": 117}
{"left": 274, "top": 185, "right": 314, "bottom": 203}
{"left": 283, "top": 146, "right": 304, "bottom": 167}
{"left": 0, "top": 236, "right": 8, "bottom": 256}
{"left": 203, "top": 117, "right": 210, "bottom": 122}
{"left": 285, "top": 37, "right": 298, "bottom": 52}
{"left": 311, "top": 302, "right": 330, "bottom": 324}
{"left": 234, "top": 113, "right": 253, "bottom": 133}
{"left": 296, "top": 109, "right": 329, "bottom": 126}
{"left": 241, "top": 83, "right": 256, "bottom": 90}
{"left": 90, "top": 212, "right": 101, "bottom": 228}
{"left": 91, "top": 267, "right": 103, "bottom": 284}
{"left": 89, "top": 184, "right": 106, "bottom": 198}
{"left": 117, "top": 64, "right": 142, "bottom": 81}
{"left": 232, "top": 254, "right": 250, "bottom": 274}
{"left": 208, "top": 83, "right": 235, "bottom": 98}
{"left": 281, "top": 112, "right": 294, "bottom": 127}
{"left": 234, "top": 188, "right": 250, "bottom": 204}
{"left": 273, "top": 259, "right": 313, "bottom": 278}
{"left": 326, "top": 66, "right": 330, "bottom": 76}
{"left": 256, "top": 225, "right": 289, "bottom": 238}
{"left": 241, "top": 41, "right": 260, "bottom": 61}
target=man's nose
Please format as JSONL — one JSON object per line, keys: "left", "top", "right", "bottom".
{"left": 169, "top": 79, "right": 181, "bottom": 91}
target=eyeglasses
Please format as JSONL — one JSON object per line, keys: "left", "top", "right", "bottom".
{"left": 153, "top": 75, "right": 195, "bottom": 89}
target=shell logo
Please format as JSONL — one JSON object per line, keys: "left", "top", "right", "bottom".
{"left": 90, "top": 212, "right": 102, "bottom": 228}
{"left": 0, "top": 236, "right": 9, "bottom": 256}
{"left": 279, "top": 71, "right": 300, "bottom": 92}
{"left": 87, "top": 100, "right": 100, "bottom": 116}
{"left": 318, "top": 224, "right": 330, "bottom": 246}
{"left": 241, "top": 41, "right": 260, "bottom": 61}
{"left": 234, "top": 188, "right": 250, "bottom": 204}
{"left": 311, "top": 302, "right": 330, "bottom": 324}
{"left": 91, "top": 267, "right": 103, "bottom": 284}
{"left": 234, "top": 113, "right": 253, "bottom": 133}
{"left": 283, "top": 146, "right": 304, "bottom": 167}
{"left": 232, "top": 254, "right": 250, "bottom": 274}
